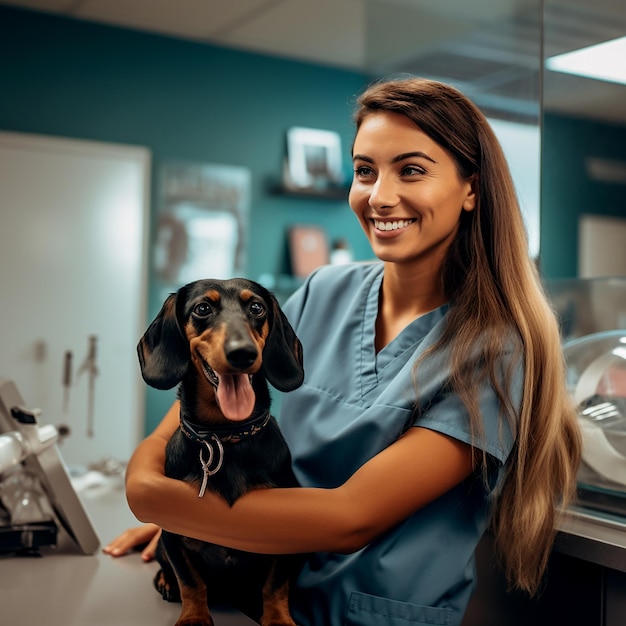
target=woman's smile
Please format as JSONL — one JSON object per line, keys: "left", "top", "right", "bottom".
{"left": 372, "top": 218, "right": 416, "bottom": 234}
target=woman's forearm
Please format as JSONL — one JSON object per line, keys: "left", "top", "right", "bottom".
{"left": 125, "top": 426, "right": 473, "bottom": 556}
{"left": 124, "top": 414, "right": 358, "bottom": 553}
{"left": 126, "top": 464, "right": 361, "bottom": 554}
{"left": 125, "top": 398, "right": 369, "bottom": 554}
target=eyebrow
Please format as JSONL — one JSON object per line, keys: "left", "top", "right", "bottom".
{"left": 352, "top": 151, "right": 437, "bottom": 164}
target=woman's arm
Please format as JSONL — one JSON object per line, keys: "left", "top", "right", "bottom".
{"left": 126, "top": 412, "right": 474, "bottom": 555}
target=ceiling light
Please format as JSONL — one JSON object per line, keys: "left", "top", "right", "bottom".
{"left": 546, "top": 36, "right": 626, "bottom": 85}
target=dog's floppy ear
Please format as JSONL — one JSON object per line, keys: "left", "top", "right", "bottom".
{"left": 137, "top": 293, "right": 190, "bottom": 390}
{"left": 262, "top": 294, "right": 304, "bottom": 392}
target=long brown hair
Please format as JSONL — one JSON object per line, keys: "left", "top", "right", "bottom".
{"left": 355, "top": 77, "right": 581, "bottom": 595}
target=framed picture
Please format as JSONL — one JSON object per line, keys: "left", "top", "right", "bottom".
{"left": 285, "top": 127, "right": 343, "bottom": 190}
{"left": 288, "top": 225, "right": 329, "bottom": 278}
{"left": 154, "top": 161, "right": 251, "bottom": 297}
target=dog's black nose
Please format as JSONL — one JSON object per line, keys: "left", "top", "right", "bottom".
{"left": 225, "top": 342, "right": 258, "bottom": 370}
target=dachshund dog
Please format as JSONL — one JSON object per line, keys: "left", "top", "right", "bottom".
{"left": 137, "top": 278, "right": 304, "bottom": 626}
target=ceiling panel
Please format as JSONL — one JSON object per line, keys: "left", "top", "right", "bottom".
{"left": 74, "top": 0, "right": 275, "bottom": 42}
{"left": 213, "top": 0, "right": 366, "bottom": 69}
{"left": 0, "top": 0, "right": 624, "bottom": 123}
{"left": 363, "top": 3, "right": 475, "bottom": 71}
{"left": 0, "top": 0, "right": 74, "bottom": 9}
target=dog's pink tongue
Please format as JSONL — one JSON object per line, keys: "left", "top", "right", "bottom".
{"left": 216, "top": 373, "right": 255, "bottom": 421}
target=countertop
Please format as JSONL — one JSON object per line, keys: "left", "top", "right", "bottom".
{"left": 555, "top": 505, "right": 626, "bottom": 573}
{"left": 2, "top": 471, "right": 625, "bottom": 626}
{"left": 0, "top": 474, "right": 256, "bottom": 626}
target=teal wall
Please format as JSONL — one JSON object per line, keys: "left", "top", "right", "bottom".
{"left": 0, "top": 6, "right": 371, "bottom": 432}
{"left": 541, "top": 113, "right": 626, "bottom": 279}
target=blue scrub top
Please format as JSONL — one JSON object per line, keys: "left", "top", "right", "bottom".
{"left": 278, "top": 262, "right": 520, "bottom": 626}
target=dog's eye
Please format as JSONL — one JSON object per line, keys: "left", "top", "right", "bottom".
{"left": 249, "top": 302, "right": 266, "bottom": 318}
{"left": 193, "top": 302, "right": 213, "bottom": 318}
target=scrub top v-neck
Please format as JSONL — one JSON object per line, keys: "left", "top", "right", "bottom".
{"left": 278, "top": 262, "right": 517, "bottom": 626}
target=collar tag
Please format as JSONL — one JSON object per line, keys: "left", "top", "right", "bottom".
{"left": 197, "top": 435, "right": 224, "bottom": 497}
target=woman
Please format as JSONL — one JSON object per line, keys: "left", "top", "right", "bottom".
{"left": 108, "top": 77, "right": 581, "bottom": 625}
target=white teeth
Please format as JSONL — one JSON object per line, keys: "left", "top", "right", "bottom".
{"left": 374, "top": 219, "right": 413, "bottom": 231}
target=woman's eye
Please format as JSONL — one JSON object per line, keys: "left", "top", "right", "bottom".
{"left": 193, "top": 302, "right": 212, "bottom": 317}
{"left": 354, "top": 165, "right": 374, "bottom": 177}
{"left": 249, "top": 302, "right": 266, "bottom": 317}
{"left": 403, "top": 164, "right": 427, "bottom": 176}
{"left": 401, "top": 165, "right": 425, "bottom": 176}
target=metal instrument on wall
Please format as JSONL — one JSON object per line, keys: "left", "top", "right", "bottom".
{"left": 76, "top": 336, "right": 99, "bottom": 438}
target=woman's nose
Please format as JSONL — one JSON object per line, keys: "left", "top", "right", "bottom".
{"left": 368, "top": 174, "right": 399, "bottom": 210}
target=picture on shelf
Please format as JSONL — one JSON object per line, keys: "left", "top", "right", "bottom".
{"left": 285, "top": 127, "right": 344, "bottom": 191}
{"left": 288, "top": 225, "right": 330, "bottom": 279}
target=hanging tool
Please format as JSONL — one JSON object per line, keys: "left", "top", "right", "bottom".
{"left": 62, "top": 350, "right": 72, "bottom": 416}
{"left": 76, "top": 335, "right": 98, "bottom": 438}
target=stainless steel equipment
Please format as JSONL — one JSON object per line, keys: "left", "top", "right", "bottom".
{"left": 0, "top": 378, "right": 99, "bottom": 554}
{"left": 563, "top": 330, "right": 626, "bottom": 518}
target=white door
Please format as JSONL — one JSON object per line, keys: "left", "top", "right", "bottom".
{"left": 0, "top": 131, "right": 150, "bottom": 469}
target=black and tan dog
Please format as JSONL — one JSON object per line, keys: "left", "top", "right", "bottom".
{"left": 137, "top": 278, "right": 304, "bottom": 626}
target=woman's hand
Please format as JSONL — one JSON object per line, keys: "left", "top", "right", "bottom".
{"left": 102, "top": 523, "right": 161, "bottom": 561}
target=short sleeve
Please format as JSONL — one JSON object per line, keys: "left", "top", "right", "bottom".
{"left": 415, "top": 352, "right": 523, "bottom": 465}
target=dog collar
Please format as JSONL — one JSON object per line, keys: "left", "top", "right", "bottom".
{"left": 179, "top": 409, "right": 271, "bottom": 445}
{"left": 179, "top": 410, "right": 271, "bottom": 498}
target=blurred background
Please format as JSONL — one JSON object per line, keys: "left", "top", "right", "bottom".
{"left": 0, "top": 0, "right": 625, "bottom": 464}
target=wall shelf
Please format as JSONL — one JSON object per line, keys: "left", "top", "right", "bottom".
{"left": 267, "top": 183, "right": 349, "bottom": 201}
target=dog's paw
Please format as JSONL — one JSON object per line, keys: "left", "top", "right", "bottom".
{"left": 153, "top": 568, "right": 181, "bottom": 603}
{"left": 260, "top": 613, "right": 298, "bottom": 624}
{"left": 260, "top": 605, "right": 297, "bottom": 626}
{"left": 174, "top": 614, "right": 215, "bottom": 626}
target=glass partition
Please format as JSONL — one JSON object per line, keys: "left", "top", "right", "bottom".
{"left": 362, "top": 0, "right": 543, "bottom": 258}
{"left": 542, "top": 0, "right": 626, "bottom": 279}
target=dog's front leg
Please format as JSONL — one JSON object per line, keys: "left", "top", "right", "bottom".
{"left": 175, "top": 574, "right": 214, "bottom": 626}
{"left": 259, "top": 558, "right": 297, "bottom": 626}
{"left": 160, "top": 533, "right": 214, "bottom": 626}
